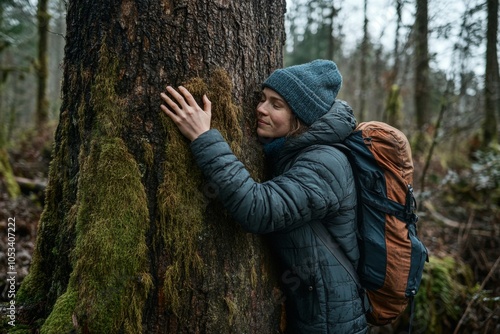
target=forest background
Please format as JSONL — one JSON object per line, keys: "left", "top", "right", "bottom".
{"left": 0, "top": 0, "right": 499, "bottom": 333}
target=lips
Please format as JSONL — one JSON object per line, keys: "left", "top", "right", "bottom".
{"left": 257, "top": 119, "right": 270, "bottom": 126}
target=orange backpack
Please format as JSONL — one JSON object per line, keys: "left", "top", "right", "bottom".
{"left": 312, "top": 121, "right": 428, "bottom": 327}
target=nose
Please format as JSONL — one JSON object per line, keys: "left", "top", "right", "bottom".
{"left": 256, "top": 101, "right": 267, "bottom": 116}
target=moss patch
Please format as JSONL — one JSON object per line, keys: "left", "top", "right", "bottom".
{"left": 38, "top": 137, "right": 152, "bottom": 334}
{"left": 90, "top": 43, "right": 125, "bottom": 138}
{"left": 384, "top": 84, "right": 403, "bottom": 128}
{"left": 415, "top": 255, "right": 478, "bottom": 333}
{"left": 158, "top": 68, "right": 243, "bottom": 318}
{"left": 207, "top": 69, "right": 243, "bottom": 156}
{"left": 0, "top": 148, "right": 21, "bottom": 199}
{"left": 65, "top": 137, "right": 151, "bottom": 334}
{"left": 17, "top": 110, "right": 72, "bottom": 307}
{"left": 26, "top": 41, "right": 152, "bottom": 334}
{"left": 40, "top": 289, "right": 78, "bottom": 334}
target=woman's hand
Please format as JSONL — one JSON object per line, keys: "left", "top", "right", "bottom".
{"left": 160, "top": 86, "right": 212, "bottom": 142}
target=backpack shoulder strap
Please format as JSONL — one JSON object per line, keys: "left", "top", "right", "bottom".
{"left": 331, "top": 142, "right": 364, "bottom": 229}
{"left": 310, "top": 221, "right": 370, "bottom": 312}
{"left": 301, "top": 141, "right": 361, "bottom": 280}
{"left": 310, "top": 221, "right": 360, "bottom": 285}
{"left": 311, "top": 221, "right": 361, "bottom": 287}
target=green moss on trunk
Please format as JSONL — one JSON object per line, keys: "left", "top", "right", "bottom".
{"left": 415, "top": 256, "right": 477, "bottom": 333}
{"left": 384, "top": 84, "right": 403, "bottom": 128}
{"left": 74, "top": 137, "right": 151, "bottom": 333}
{"left": 21, "top": 41, "right": 152, "bottom": 333}
{"left": 157, "top": 68, "right": 244, "bottom": 319}
{"left": 17, "top": 110, "right": 72, "bottom": 306}
{"left": 0, "top": 148, "right": 21, "bottom": 198}
{"left": 38, "top": 137, "right": 152, "bottom": 333}
{"left": 40, "top": 289, "right": 77, "bottom": 334}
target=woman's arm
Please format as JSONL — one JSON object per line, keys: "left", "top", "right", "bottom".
{"left": 161, "top": 86, "right": 351, "bottom": 234}
{"left": 190, "top": 130, "right": 349, "bottom": 234}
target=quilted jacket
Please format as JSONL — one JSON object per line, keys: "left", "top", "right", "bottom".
{"left": 190, "top": 100, "right": 368, "bottom": 334}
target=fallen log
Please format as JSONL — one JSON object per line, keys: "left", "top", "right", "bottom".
{"left": 14, "top": 176, "right": 47, "bottom": 195}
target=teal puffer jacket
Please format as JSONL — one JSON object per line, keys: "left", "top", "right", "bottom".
{"left": 190, "top": 100, "right": 368, "bottom": 334}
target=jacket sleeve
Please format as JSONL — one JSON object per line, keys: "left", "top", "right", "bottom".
{"left": 190, "top": 130, "right": 351, "bottom": 234}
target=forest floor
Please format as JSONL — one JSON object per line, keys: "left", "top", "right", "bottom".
{"left": 0, "top": 127, "right": 499, "bottom": 333}
{"left": 0, "top": 128, "right": 51, "bottom": 308}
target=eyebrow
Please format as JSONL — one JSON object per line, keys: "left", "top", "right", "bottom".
{"left": 270, "top": 97, "right": 285, "bottom": 106}
{"left": 262, "top": 92, "right": 285, "bottom": 104}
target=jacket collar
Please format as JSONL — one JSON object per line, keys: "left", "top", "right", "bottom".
{"left": 282, "top": 99, "right": 356, "bottom": 157}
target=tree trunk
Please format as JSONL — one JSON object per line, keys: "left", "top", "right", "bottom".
{"left": 358, "top": 0, "right": 368, "bottom": 123}
{"left": 48, "top": 0, "right": 66, "bottom": 118}
{"left": 383, "top": 0, "right": 403, "bottom": 127}
{"left": 326, "top": 3, "right": 338, "bottom": 61}
{"left": 483, "top": 0, "right": 499, "bottom": 146}
{"left": 393, "top": 0, "right": 402, "bottom": 81}
{"left": 18, "top": 1, "right": 286, "bottom": 333}
{"left": 414, "top": 0, "right": 430, "bottom": 152}
{"left": 36, "top": 0, "right": 50, "bottom": 129}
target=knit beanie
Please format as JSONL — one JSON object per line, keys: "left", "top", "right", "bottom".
{"left": 262, "top": 59, "right": 342, "bottom": 126}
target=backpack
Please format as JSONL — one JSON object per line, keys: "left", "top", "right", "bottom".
{"left": 311, "top": 121, "right": 428, "bottom": 327}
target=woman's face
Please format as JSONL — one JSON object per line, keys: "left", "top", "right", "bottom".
{"left": 256, "top": 88, "right": 293, "bottom": 139}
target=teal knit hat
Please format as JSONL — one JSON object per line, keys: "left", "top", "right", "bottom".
{"left": 262, "top": 59, "right": 342, "bottom": 126}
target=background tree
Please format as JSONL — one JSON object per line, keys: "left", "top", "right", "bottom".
{"left": 0, "top": 0, "right": 37, "bottom": 146}
{"left": 382, "top": 0, "right": 404, "bottom": 128}
{"left": 447, "top": 1, "right": 485, "bottom": 160}
{"left": 483, "top": 0, "right": 499, "bottom": 146}
{"left": 0, "top": 0, "right": 36, "bottom": 202}
{"left": 285, "top": 0, "right": 343, "bottom": 65}
{"left": 414, "top": 0, "right": 430, "bottom": 152}
{"left": 35, "top": 0, "right": 50, "bottom": 130}
{"left": 358, "top": 0, "right": 369, "bottom": 122}
{"left": 47, "top": 0, "right": 65, "bottom": 117}
{"left": 17, "top": 0, "right": 285, "bottom": 332}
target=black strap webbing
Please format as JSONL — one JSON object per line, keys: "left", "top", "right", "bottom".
{"left": 408, "top": 296, "right": 415, "bottom": 334}
{"left": 310, "top": 221, "right": 370, "bottom": 313}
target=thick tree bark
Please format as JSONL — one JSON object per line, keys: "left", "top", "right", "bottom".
{"left": 483, "top": 0, "right": 499, "bottom": 146}
{"left": 18, "top": 1, "right": 286, "bottom": 333}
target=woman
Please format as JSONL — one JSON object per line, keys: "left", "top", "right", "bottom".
{"left": 161, "top": 60, "right": 368, "bottom": 333}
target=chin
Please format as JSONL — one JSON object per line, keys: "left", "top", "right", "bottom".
{"left": 256, "top": 129, "right": 268, "bottom": 137}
